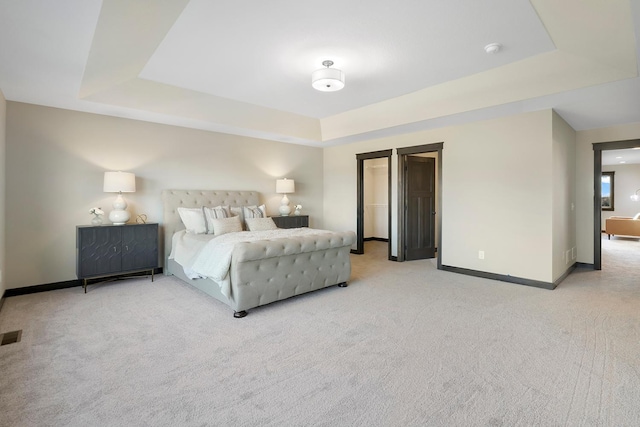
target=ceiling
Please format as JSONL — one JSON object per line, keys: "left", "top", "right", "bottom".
{"left": 602, "top": 148, "right": 640, "bottom": 166}
{"left": 0, "top": 0, "right": 639, "bottom": 147}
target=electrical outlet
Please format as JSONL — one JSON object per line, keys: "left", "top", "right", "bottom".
{"left": 571, "top": 247, "right": 576, "bottom": 260}
{"left": 478, "top": 250, "right": 485, "bottom": 260}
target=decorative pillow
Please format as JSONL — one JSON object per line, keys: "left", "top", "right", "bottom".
{"left": 245, "top": 217, "right": 278, "bottom": 232}
{"left": 230, "top": 205, "right": 266, "bottom": 230}
{"left": 209, "top": 216, "right": 243, "bottom": 236}
{"left": 243, "top": 205, "right": 265, "bottom": 220}
{"left": 634, "top": 213, "right": 640, "bottom": 220}
{"left": 203, "top": 205, "right": 230, "bottom": 234}
{"left": 177, "top": 207, "right": 207, "bottom": 234}
{"left": 230, "top": 206, "right": 245, "bottom": 228}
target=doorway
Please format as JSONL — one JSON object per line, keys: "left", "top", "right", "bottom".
{"left": 397, "top": 143, "right": 443, "bottom": 264}
{"left": 364, "top": 158, "right": 390, "bottom": 244}
{"left": 356, "top": 150, "right": 392, "bottom": 258}
{"left": 593, "top": 138, "right": 640, "bottom": 269}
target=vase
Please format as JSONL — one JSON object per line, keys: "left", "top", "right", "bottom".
{"left": 91, "top": 215, "right": 103, "bottom": 225}
{"left": 294, "top": 209, "right": 301, "bottom": 216}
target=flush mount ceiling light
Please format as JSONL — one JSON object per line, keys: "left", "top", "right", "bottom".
{"left": 484, "top": 43, "right": 502, "bottom": 54}
{"left": 312, "top": 60, "right": 345, "bottom": 92}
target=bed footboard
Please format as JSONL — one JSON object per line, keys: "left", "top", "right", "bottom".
{"left": 229, "top": 231, "right": 355, "bottom": 312}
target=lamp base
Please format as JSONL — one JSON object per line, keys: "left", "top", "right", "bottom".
{"left": 109, "top": 210, "right": 130, "bottom": 225}
{"left": 109, "top": 193, "right": 130, "bottom": 225}
{"left": 279, "top": 205, "right": 291, "bottom": 216}
{"left": 279, "top": 194, "right": 291, "bottom": 216}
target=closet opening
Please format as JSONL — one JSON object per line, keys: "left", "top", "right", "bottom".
{"left": 356, "top": 150, "right": 392, "bottom": 259}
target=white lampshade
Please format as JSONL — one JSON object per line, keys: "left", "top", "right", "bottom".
{"left": 103, "top": 171, "right": 136, "bottom": 193}
{"left": 312, "top": 60, "right": 345, "bottom": 92}
{"left": 276, "top": 178, "right": 295, "bottom": 194}
{"left": 103, "top": 171, "right": 136, "bottom": 225}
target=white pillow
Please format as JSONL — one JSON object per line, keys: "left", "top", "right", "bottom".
{"left": 245, "top": 217, "right": 278, "bottom": 231}
{"left": 177, "top": 207, "right": 206, "bottom": 234}
{"left": 203, "top": 206, "right": 230, "bottom": 234}
{"left": 633, "top": 213, "right": 640, "bottom": 220}
{"left": 209, "top": 215, "right": 243, "bottom": 236}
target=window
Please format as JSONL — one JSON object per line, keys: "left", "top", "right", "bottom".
{"left": 601, "top": 171, "right": 614, "bottom": 211}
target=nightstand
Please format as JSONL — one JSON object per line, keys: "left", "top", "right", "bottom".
{"left": 271, "top": 215, "right": 309, "bottom": 229}
{"left": 76, "top": 223, "right": 158, "bottom": 293}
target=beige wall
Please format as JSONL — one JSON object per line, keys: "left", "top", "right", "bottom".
{"left": 552, "top": 111, "right": 577, "bottom": 281}
{"left": 443, "top": 111, "right": 555, "bottom": 282}
{"left": 5, "top": 102, "right": 324, "bottom": 289}
{"left": 575, "top": 122, "right": 640, "bottom": 264}
{"left": 5, "top": 100, "right": 635, "bottom": 289}
{"left": 325, "top": 109, "right": 571, "bottom": 284}
{"left": 0, "top": 90, "right": 5, "bottom": 297}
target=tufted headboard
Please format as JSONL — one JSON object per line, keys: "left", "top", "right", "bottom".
{"left": 161, "top": 190, "right": 260, "bottom": 269}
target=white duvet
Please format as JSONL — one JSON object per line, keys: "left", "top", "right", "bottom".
{"left": 169, "top": 228, "right": 332, "bottom": 297}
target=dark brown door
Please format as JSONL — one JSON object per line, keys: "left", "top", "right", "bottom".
{"left": 405, "top": 156, "right": 436, "bottom": 260}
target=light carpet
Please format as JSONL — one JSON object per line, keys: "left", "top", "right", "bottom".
{"left": 1, "top": 239, "right": 640, "bottom": 426}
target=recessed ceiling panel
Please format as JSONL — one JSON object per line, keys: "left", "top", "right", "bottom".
{"left": 139, "top": 0, "right": 556, "bottom": 118}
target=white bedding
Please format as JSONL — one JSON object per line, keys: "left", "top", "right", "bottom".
{"left": 169, "top": 228, "right": 334, "bottom": 297}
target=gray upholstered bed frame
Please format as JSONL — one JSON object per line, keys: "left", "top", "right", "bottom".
{"left": 162, "top": 190, "right": 355, "bottom": 317}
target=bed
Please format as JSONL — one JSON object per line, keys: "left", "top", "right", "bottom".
{"left": 162, "top": 190, "right": 356, "bottom": 318}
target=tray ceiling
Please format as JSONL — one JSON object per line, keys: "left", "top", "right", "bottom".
{"left": 0, "top": 0, "right": 638, "bottom": 146}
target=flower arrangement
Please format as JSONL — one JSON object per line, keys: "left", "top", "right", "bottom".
{"left": 90, "top": 207, "right": 104, "bottom": 225}
{"left": 294, "top": 204, "right": 302, "bottom": 211}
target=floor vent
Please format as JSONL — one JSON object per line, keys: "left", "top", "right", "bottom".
{"left": 0, "top": 330, "right": 22, "bottom": 346}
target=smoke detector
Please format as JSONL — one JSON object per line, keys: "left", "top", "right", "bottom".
{"left": 484, "top": 43, "right": 502, "bottom": 54}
